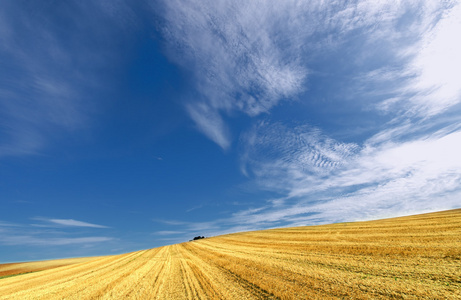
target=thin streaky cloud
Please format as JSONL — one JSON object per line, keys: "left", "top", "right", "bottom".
{"left": 31, "top": 217, "right": 110, "bottom": 229}
{"left": 0, "top": 235, "right": 114, "bottom": 246}
{"left": 186, "top": 102, "right": 231, "bottom": 149}
{"left": 0, "top": 219, "right": 114, "bottom": 248}
{"left": 47, "top": 219, "right": 110, "bottom": 229}
{"left": 0, "top": 221, "right": 22, "bottom": 228}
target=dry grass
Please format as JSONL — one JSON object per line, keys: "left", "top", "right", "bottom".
{"left": 1, "top": 209, "right": 460, "bottom": 299}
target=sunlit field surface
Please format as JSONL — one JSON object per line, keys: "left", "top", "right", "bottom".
{"left": 0, "top": 256, "right": 101, "bottom": 280}
{"left": 1, "top": 209, "right": 460, "bottom": 299}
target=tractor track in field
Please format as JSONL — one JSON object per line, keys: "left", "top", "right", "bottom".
{"left": 216, "top": 265, "right": 281, "bottom": 300}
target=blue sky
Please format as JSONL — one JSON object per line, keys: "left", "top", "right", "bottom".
{"left": 1, "top": 0, "right": 461, "bottom": 263}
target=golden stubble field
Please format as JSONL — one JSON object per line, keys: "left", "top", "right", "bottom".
{"left": 1, "top": 209, "right": 460, "bottom": 299}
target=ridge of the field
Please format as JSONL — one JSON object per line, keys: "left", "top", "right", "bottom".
{"left": 1, "top": 209, "right": 460, "bottom": 299}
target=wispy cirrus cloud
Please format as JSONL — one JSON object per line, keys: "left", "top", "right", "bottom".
{"left": 241, "top": 122, "right": 359, "bottom": 181}
{"left": 155, "top": 0, "right": 454, "bottom": 149}
{"left": 404, "top": 2, "right": 461, "bottom": 116}
{"left": 156, "top": 0, "right": 311, "bottom": 148}
{"left": 226, "top": 121, "right": 461, "bottom": 229}
{"left": 0, "top": 219, "right": 114, "bottom": 249}
{"left": 152, "top": 1, "right": 461, "bottom": 234}
{"left": 367, "top": 1, "right": 461, "bottom": 118}
{"left": 154, "top": 119, "right": 461, "bottom": 234}
{"left": 186, "top": 102, "right": 232, "bottom": 149}
{"left": 235, "top": 2, "right": 461, "bottom": 225}
{"left": 34, "top": 218, "right": 110, "bottom": 229}
{"left": 0, "top": 235, "right": 113, "bottom": 247}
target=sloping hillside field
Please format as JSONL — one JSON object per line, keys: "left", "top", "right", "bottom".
{"left": 1, "top": 209, "right": 460, "bottom": 299}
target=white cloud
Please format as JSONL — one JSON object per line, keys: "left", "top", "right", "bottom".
{"left": 0, "top": 219, "right": 113, "bottom": 247}
{"left": 0, "top": 221, "right": 21, "bottom": 228}
{"left": 237, "top": 122, "right": 461, "bottom": 226}
{"left": 0, "top": 235, "right": 114, "bottom": 246}
{"left": 361, "top": 2, "right": 461, "bottom": 118}
{"left": 405, "top": 2, "right": 461, "bottom": 116}
{"left": 47, "top": 219, "right": 110, "bottom": 229}
{"left": 186, "top": 102, "right": 231, "bottom": 149}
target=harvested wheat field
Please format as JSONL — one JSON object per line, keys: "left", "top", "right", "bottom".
{"left": 0, "top": 256, "right": 101, "bottom": 280}
{"left": 1, "top": 209, "right": 460, "bottom": 299}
